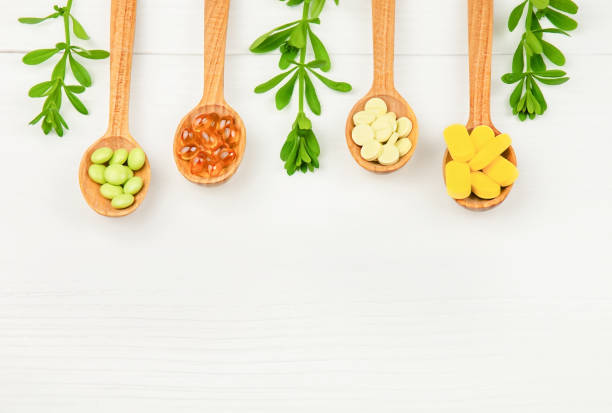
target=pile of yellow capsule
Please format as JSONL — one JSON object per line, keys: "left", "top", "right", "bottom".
{"left": 443, "top": 124, "right": 518, "bottom": 200}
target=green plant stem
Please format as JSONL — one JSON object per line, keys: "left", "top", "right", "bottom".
{"left": 298, "top": 0, "right": 311, "bottom": 114}
{"left": 63, "top": 0, "right": 73, "bottom": 48}
{"left": 524, "top": 4, "right": 532, "bottom": 71}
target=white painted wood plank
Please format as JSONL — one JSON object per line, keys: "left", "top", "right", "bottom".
{"left": 2, "top": 0, "right": 609, "bottom": 56}
{"left": 1, "top": 1, "right": 611, "bottom": 412}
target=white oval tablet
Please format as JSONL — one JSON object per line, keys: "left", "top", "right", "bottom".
{"left": 396, "top": 117, "right": 413, "bottom": 137}
{"left": 378, "top": 145, "right": 400, "bottom": 166}
{"left": 351, "top": 124, "right": 375, "bottom": 146}
{"left": 396, "top": 137, "right": 413, "bottom": 156}
{"left": 365, "top": 97, "right": 387, "bottom": 116}
{"left": 353, "top": 111, "right": 376, "bottom": 126}
{"left": 360, "top": 140, "right": 383, "bottom": 161}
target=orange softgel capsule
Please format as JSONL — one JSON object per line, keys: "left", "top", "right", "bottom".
{"left": 181, "top": 128, "right": 194, "bottom": 145}
{"left": 200, "top": 131, "right": 223, "bottom": 150}
{"left": 208, "top": 162, "right": 223, "bottom": 177}
{"left": 218, "top": 146, "right": 236, "bottom": 166}
{"left": 193, "top": 113, "right": 219, "bottom": 133}
{"left": 178, "top": 145, "right": 199, "bottom": 161}
{"left": 191, "top": 154, "right": 206, "bottom": 175}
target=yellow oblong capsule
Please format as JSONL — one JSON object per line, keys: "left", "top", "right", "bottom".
{"left": 471, "top": 172, "right": 501, "bottom": 199}
{"left": 470, "top": 125, "right": 495, "bottom": 151}
{"left": 468, "top": 133, "right": 512, "bottom": 171}
{"left": 483, "top": 156, "right": 519, "bottom": 187}
{"left": 444, "top": 124, "right": 475, "bottom": 162}
{"left": 445, "top": 161, "right": 471, "bottom": 200}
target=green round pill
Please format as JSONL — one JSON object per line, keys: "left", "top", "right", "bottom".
{"left": 123, "top": 176, "right": 143, "bottom": 195}
{"left": 111, "top": 193, "right": 134, "bottom": 209}
{"left": 91, "top": 147, "right": 113, "bottom": 164}
{"left": 100, "top": 183, "right": 123, "bottom": 200}
{"left": 109, "top": 148, "right": 129, "bottom": 165}
{"left": 88, "top": 164, "right": 106, "bottom": 184}
{"left": 128, "top": 148, "right": 146, "bottom": 171}
{"left": 104, "top": 164, "right": 129, "bottom": 186}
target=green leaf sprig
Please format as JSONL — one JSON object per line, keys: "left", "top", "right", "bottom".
{"left": 19, "top": 0, "right": 109, "bottom": 136}
{"left": 250, "top": 0, "right": 351, "bottom": 175}
{"left": 502, "top": 0, "right": 578, "bottom": 121}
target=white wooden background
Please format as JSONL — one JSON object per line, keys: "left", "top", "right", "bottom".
{"left": 1, "top": 1, "right": 611, "bottom": 412}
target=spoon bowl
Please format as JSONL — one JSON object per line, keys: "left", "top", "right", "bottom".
{"left": 173, "top": 103, "right": 246, "bottom": 185}
{"left": 346, "top": 91, "right": 418, "bottom": 173}
{"left": 443, "top": 143, "right": 516, "bottom": 211}
{"left": 79, "top": 135, "right": 150, "bottom": 217}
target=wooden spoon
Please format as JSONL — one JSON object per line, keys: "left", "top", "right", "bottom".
{"left": 443, "top": 0, "right": 517, "bottom": 210}
{"left": 345, "top": 0, "right": 419, "bottom": 173}
{"left": 173, "top": 0, "right": 246, "bottom": 185}
{"left": 78, "top": 0, "right": 149, "bottom": 217}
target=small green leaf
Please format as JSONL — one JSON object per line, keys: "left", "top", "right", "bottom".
{"left": 52, "top": 54, "right": 67, "bottom": 80}
{"left": 275, "top": 71, "right": 299, "bottom": 110}
{"left": 70, "top": 15, "right": 90, "bottom": 40}
{"left": 533, "top": 76, "right": 569, "bottom": 85}
{"left": 531, "top": 0, "right": 550, "bottom": 10}
{"left": 18, "top": 13, "right": 60, "bottom": 24}
{"left": 545, "top": 9, "right": 578, "bottom": 30}
{"left": 288, "top": 23, "right": 307, "bottom": 49}
{"left": 250, "top": 26, "right": 297, "bottom": 54}
{"left": 71, "top": 48, "right": 110, "bottom": 59}
{"left": 22, "top": 48, "right": 60, "bottom": 65}
{"left": 29, "top": 81, "right": 56, "bottom": 98}
{"left": 254, "top": 68, "right": 298, "bottom": 93}
{"left": 501, "top": 73, "right": 524, "bottom": 84}
{"left": 69, "top": 54, "right": 92, "bottom": 87}
{"left": 538, "top": 69, "right": 566, "bottom": 77}
{"left": 307, "top": 69, "right": 352, "bottom": 92}
{"left": 549, "top": 0, "right": 578, "bottom": 14}
{"left": 509, "top": 78, "right": 525, "bottom": 107}
{"left": 508, "top": 1, "right": 527, "bottom": 31}
{"left": 525, "top": 31, "right": 543, "bottom": 54}
{"left": 541, "top": 40, "right": 566, "bottom": 65}
{"left": 281, "top": 130, "right": 298, "bottom": 161}
{"left": 65, "top": 89, "right": 88, "bottom": 114}
{"left": 512, "top": 43, "right": 524, "bottom": 73}
{"left": 310, "top": 0, "right": 326, "bottom": 18}
{"left": 308, "top": 29, "right": 331, "bottom": 72}
{"left": 303, "top": 71, "right": 321, "bottom": 115}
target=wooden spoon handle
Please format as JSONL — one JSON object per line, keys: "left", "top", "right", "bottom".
{"left": 201, "top": 0, "right": 230, "bottom": 104}
{"left": 467, "top": 0, "right": 494, "bottom": 130}
{"left": 371, "top": 0, "right": 396, "bottom": 92}
{"left": 107, "top": 0, "right": 137, "bottom": 138}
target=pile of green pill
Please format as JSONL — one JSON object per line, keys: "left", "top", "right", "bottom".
{"left": 88, "top": 147, "right": 146, "bottom": 209}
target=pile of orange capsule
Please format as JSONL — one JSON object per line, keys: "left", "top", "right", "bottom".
{"left": 177, "top": 113, "right": 239, "bottom": 177}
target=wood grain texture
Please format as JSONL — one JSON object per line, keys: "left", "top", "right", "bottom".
{"left": 202, "top": 0, "right": 230, "bottom": 105}
{"left": 107, "top": 0, "right": 138, "bottom": 138}
{"left": 78, "top": 0, "right": 150, "bottom": 217}
{"left": 442, "top": 0, "right": 515, "bottom": 211}
{"left": 173, "top": 0, "right": 245, "bottom": 185}
{"left": 345, "top": 0, "right": 419, "bottom": 174}
{"left": 3, "top": 2, "right": 612, "bottom": 412}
